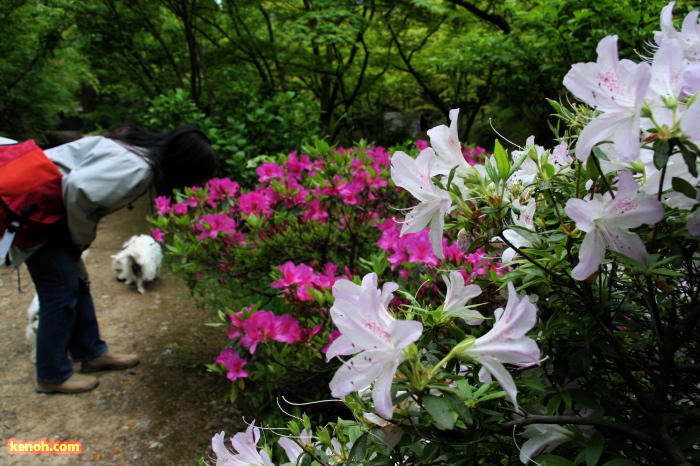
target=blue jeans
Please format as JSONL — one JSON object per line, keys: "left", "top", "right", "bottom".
{"left": 25, "top": 231, "right": 108, "bottom": 383}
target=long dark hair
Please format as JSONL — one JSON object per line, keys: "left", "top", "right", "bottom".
{"left": 106, "top": 123, "right": 218, "bottom": 195}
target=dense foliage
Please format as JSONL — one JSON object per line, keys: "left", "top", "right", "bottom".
{"left": 153, "top": 3, "right": 700, "bottom": 465}
{"left": 1, "top": 0, "right": 680, "bottom": 155}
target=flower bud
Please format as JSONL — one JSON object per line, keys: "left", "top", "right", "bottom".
{"left": 452, "top": 336, "right": 477, "bottom": 357}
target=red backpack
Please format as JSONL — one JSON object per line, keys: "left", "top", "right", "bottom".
{"left": 0, "top": 140, "right": 66, "bottom": 261}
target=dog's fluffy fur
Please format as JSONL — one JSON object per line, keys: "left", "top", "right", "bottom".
{"left": 111, "top": 235, "right": 163, "bottom": 294}
{"left": 26, "top": 295, "right": 39, "bottom": 363}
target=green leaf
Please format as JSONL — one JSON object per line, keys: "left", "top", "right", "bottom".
{"left": 446, "top": 164, "right": 459, "bottom": 190}
{"left": 534, "top": 455, "right": 578, "bottom": 466}
{"left": 547, "top": 394, "right": 562, "bottom": 414}
{"left": 485, "top": 159, "right": 500, "bottom": 183}
{"left": 444, "top": 392, "right": 473, "bottom": 426}
{"left": 601, "top": 460, "right": 639, "bottom": 466}
{"left": 494, "top": 139, "right": 511, "bottom": 181}
{"left": 346, "top": 432, "right": 368, "bottom": 464}
{"left": 671, "top": 176, "right": 697, "bottom": 200}
{"left": 677, "top": 426, "right": 700, "bottom": 449}
{"left": 586, "top": 150, "right": 601, "bottom": 180}
{"left": 561, "top": 390, "right": 572, "bottom": 408}
{"left": 678, "top": 140, "right": 699, "bottom": 177}
{"left": 422, "top": 395, "right": 455, "bottom": 430}
{"left": 585, "top": 431, "right": 605, "bottom": 466}
{"left": 508, "top": 149, "right": 529, "bottom": 179}
{"left": 653, "top": 139, "right": 671, "bottom": 170}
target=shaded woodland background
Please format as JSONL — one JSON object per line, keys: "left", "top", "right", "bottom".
{"left": 0, "top": 0, "right": 683, "bottom": 169}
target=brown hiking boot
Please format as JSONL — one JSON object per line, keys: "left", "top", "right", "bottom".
{"left": 81, "top": 351, "right": 140, "bottom": 373}
{"left": 35, "top": 374, "right": 99, "bottom": 394}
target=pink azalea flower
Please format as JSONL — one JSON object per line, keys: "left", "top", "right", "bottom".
{"left": 300, "top": 323, "right": 323, "bottom": 341}
{"left": 270, "top": 261, "right": 317, "bottom": 300}
{"left": 227, "top": 310, "right": 245, "bottom": 339}
{"left": 238, "top": 188, "right": 276, "bottom": 217}
{"left": 285, "top": 151, "right": 314, "bottom": 179}
{"left": 338, "top": 180, "right": 365, "bottom": 205}
{"left": 416, "top": 139, "right": 429, "bottom": 151}
{"left": 404, "top": 230, "right": 440, "bottom": 266}
{"left": 321, "top": 330, "right": 342, "bottom": 357}
{"left": 239, "top": 311, "right": 302, "bottom": 353}
{"left": 256, "top": 162, "right": 285, "bottom": 182}
{"left": 150, "top": 228, "right": 165, "bottom": 243}
{"left": 170, "top": 202, "right": 190, "bottom": 215}
{"left": 198, "top": 213, "right": 237, "bottom": 240}
{"left": 443, "top": 240, "right": 464, "bottom": 262}
{"left": 154, "top": 196, "right": 171, "bottom": 214}
{"left": 301, "top": 198, "right": 328, "bottom": 224}
{"left": 205, "top": 178, "right": 240, "bottom": 206}
{"left": 215, "top": 348, "right": 249, "bottom": 381}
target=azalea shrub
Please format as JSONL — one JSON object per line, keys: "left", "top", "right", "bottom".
{"left": 149, "top": 137, "right": 492, "bottom": 408}
{"left": 205, "top": 3, "right": 700, "bottom": 465}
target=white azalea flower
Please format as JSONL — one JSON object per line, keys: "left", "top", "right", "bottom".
{"left": 211, "top": 422, "right": 275, "bottom": 466}
{"left": 442, "top": 270, "right": 484, "bottom": 324}
{"left": 499, "top": 198, "right": 537, "bottom": 264}
{"left": 565, "top": 171, "right": 665, "bottom": 280}
{"left": 456, "top": 282, "right": 541, "bottom": 412}
{"left": 519, "top": 423, "right": 573, "bottom": 464}
{"left": 327, "top": 273, "right": 423, "bottom": 420}
{"left": 563, "top": 35, "right": 651, "bottom": 163}
{"left": 426, "top": 108, "right": 473, "bottom": 178}
{"left": 654, "top": 2, "right": 700, "bottom": 61}
{"left": 391, "top": 148, "right": 452, "bottom": 259}
{"left": 278, "top": 430, "right": 312, "bottom": 466}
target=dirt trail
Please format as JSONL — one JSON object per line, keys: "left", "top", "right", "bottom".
{"left": 0, "top": 197, "right": 244, "bottom": 465}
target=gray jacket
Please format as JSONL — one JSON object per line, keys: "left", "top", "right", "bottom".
{"left": 11, "top": 136, "right": 153, "bottom": 266}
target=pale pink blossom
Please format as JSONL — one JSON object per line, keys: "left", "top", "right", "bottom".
{"left": 565, "top": 171, "right": 665, "bottom": 280}
{"left": 456, "top": 282, "right": 540, "bottom": 412}
{"left": 210, "top": 422, "right": 274, "bottom": 466}
{"left": 563, "top": 35, "right": 651, "bottom": 162}
{"left": 442, "top": 270, "right": 484, "bottom": 324}
{"left": 327, "top": 273, "right": 423, "bottom": 419}
{"left": 426, "top": 109, "right": 473, "bottom": 177}
{"left": 654, "top": 2, "right": 700, "bottom": 61}
{"left": 391, "top": 149, "right": 452, "bottom": 259}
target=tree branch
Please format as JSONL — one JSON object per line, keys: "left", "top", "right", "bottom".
{"left": 443, "top": 0, "right": 510, "bottom": 34}
{"left": 501, "top": 415, "right": 657, "bottom": 447}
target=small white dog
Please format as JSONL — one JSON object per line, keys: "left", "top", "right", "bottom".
{"left": 26, "top": 295, "right": 39, "bottom": 363}
{"left": 111, "top": 234, "right": 163, "bottom": 294}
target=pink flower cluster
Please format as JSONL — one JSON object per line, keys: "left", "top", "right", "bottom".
{"left": 374, "top": 218, "right": 501, "bottom": 281}
{"left": 215, "top": 348, "right": 249, "bottom": 381}
{"left": 215, "top": 304, "right": 331, "bottom": 381}
{"left": 227, "top": 307, "right": 322, "bottom": 355}
{"left": 270, "top": 261, "right": 342, "bottom": 301}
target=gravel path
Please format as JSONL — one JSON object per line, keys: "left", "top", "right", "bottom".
{"left": 0, "top": 198, "right": 244, "bottom": 465}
